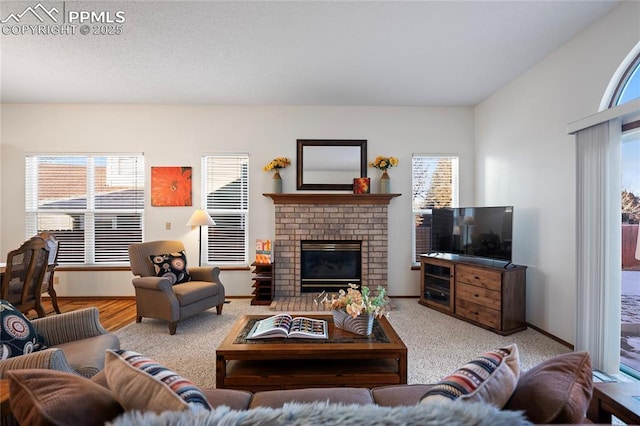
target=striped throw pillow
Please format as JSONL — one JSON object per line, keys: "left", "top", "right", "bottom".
{"left": 420, "top": 343, "right": 520, "bottom": 408}
{"left": 105, "top": 349, "right": 211, "bottom": 413}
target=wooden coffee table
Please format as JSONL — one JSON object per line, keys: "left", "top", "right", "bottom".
{"left": 216, "top": 314, "right": 407, "bottom": 391}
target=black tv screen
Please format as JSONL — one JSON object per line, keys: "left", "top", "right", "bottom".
{"left": 431, "top": 206, "right": 513, "bottom": 262}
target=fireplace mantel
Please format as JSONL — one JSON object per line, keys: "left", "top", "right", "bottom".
{"left": 264, "top": 193, "right": 400, "bottom": 205}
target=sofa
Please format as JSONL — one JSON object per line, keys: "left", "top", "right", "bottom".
{"left": 0, "top": 305, "right": 120, "bottom": 379}
{"left": 4, "top": 346, "right": 593, "bottom": 425}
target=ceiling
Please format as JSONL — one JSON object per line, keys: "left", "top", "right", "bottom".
{"left": 0, "top": 0, "right": 621, "bottom": 106}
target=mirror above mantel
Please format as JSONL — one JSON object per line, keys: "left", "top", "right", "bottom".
{"left": 296, "top": 139, "right": 367, "bottom": 191}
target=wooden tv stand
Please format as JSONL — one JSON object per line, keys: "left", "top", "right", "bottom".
{"left": 419, "top": 254, "right": 527, "bottom": 335}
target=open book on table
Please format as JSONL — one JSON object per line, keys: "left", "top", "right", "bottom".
{"left": 247, "top": 314, "right": 328, "bottom": 339}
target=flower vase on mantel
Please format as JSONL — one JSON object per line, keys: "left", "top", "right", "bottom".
{"left": 273, "top": 170, "right": 283, "bottom": 193}
{"left": 332, "top": 309, "right": 374, "bottom": 336}
{"left": 379, "top": 171, "right": 390, "bottom": 194}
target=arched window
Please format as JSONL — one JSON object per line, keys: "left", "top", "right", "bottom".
{"left": 605, "top": 43, "right": 640, "bottom": 108}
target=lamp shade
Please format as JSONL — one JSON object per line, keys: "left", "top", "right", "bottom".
{"left": 187, "top": 209, "right": 216, "bottom": 227}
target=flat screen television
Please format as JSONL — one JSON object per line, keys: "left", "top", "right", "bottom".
{"left": 431, "top": 206, "right": 513, "bottom": 263}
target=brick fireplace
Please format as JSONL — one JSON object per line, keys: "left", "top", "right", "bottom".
{"left": 265, "top": 194, "right": 399, "bottom": 298}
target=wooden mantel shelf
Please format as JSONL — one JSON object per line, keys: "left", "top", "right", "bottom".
{"left": 263, "top": 193, "right": 401, "bottom": 205}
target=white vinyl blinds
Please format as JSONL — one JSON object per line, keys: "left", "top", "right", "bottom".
{"left": 202, "top": 154, "right": 249, "bottom": 264}
{"left": 25, "top": 154, "right": 144, "bottom": 264}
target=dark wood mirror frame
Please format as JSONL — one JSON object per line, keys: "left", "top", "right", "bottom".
{"left": 296, "top": 139, "right": 367, "bottom": 191}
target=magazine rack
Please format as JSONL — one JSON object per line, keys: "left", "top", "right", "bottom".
{"left": 251, "top": 262, "right": 274, "bottom": 305}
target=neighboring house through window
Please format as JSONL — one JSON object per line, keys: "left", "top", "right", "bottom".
{"left": 411, "top": 155, "right": 459, "bottom": 265}
{"left": 25, "top": 154, "right": 144, "bottom": 265}
{"left": 202, "top": 154, "right": 249, "bottom": 265}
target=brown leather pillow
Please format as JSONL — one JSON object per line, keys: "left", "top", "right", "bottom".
{"left": 504, "top": 351, "right": 593, "bottom": 424}
{"left": 8, "top": 369, "right": 123, "bottom": 426}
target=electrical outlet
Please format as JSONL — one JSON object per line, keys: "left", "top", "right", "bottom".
{"left": 165, "top": 222, "right": 171, "bottom": 230}
{"left": 53, "top": 276, "right": 60, "bottom": 285}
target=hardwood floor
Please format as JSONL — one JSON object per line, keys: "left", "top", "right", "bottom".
{"left": 29, "top": 297, "right": 137, "bottom": 332}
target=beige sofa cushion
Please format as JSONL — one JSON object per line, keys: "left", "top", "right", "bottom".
{"left": 504, "top": 351, "right": 592, "bottom": 424}
{"left": 7, "top": 369, "right": 123, "bottom": 426}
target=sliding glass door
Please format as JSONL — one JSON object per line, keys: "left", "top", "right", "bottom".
{"left": 621, "top": 126, "right": 640, "bottom": 379}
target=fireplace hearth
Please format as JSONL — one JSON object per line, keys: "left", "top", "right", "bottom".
{"left": 300, "top": 240, "right": 362, "bottom": 293}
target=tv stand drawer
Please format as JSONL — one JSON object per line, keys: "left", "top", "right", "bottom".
{"left": 456, "top": 265, "right": 501, "bottom": 291}
{"left": 456, "top": 282, "right": 501, "bottom": 309}
{"left": 456, "top": 298, "right": 500, "bottom": 329}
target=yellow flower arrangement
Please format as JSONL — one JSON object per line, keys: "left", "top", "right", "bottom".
{"left": 317, "top": 283, "right": 389, "bottom": 319}
{"left": 263, "top": 157, "right": 291, "bottom": 172}
{"left": 369, "top": 156, "right": 399, "bottom": 171}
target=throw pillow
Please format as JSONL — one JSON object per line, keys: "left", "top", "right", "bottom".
{"left": 504, "top": 351, "right": 593, "bottom": 424}
{"left": 0, "top": 299, "right": 47, "bottom": 359}
{"left": 149, "top": 251, "right": 191, "bottom": 284}
{"left": 420, "top": 343, "right": 520, "bottom": 408}
{"left": 7, "top": 369, "right": 123, "bottom": 426}
{"left": 104, "top": 349, "right": 212, "bottom": 413}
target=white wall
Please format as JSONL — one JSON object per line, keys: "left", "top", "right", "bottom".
{"left": 0, "top": 105, "right": 474, "bottom": 297}
{"left": 474, "top": 1, "right": 640, "bottom": 343}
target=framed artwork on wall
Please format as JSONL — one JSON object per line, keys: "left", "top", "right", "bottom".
{"left": 151, "top": 166, "right": 192, "bottom": 207}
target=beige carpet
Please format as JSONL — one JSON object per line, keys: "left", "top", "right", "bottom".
{"left": 115, "top": 298, "right": 570, "bottom": 389}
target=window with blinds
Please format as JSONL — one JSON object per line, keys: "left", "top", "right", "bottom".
{"left": 412, "top": 155, "right": 459, "bottom": 264}
{"left": 202, "top": 154, "right": 249, "bottom": 265}
{"left": 25, "top": 155, "right": 144, "bottom": 265}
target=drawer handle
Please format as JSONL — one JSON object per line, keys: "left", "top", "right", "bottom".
{"left": 471, "top": 311, "right": 479, "bottom": 315}
{"left": 473, "top": 294, "right": 479, "bottom": 298}
{"left": 474, "top": 276, "right": 480, "bottom": 280}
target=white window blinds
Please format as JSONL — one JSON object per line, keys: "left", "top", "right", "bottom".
{"left": 202, "top": 154, "right": 249, "bottom": 264}
{"left": 25, "top": 154, "right": 144, "bottom": 265}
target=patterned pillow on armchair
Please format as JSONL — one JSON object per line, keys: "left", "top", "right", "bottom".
{"left": 149, "top": 251, "right": 191, "bottom": 285}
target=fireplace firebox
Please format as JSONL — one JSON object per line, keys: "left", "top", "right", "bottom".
{"left": 300, "top": 240, "right": 362, "bottom": 293}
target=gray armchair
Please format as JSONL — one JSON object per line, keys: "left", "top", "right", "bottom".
{"left": 0, "top": 307, "right": 120, "bottom": 378}
{"left": 128, "top": 240, "right": 225, "bottom": 335}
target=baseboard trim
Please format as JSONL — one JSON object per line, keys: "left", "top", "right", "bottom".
{"left": 527, "top": 322, "right": 574, "bottom": 350}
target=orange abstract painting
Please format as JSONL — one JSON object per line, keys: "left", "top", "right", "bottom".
{"left": 151, "top": 167, "right": 192, "bottom": 207}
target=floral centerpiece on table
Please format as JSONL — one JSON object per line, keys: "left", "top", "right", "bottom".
{"left": 263, "top": 157, "right": 291, "bottom": 172}
{"left": 317, "top": 283, "right": 390, "bottom": 319}
{"left": 316, "top": 284, "right": 389, "bottom": 335}
{"left": 369, "top": 156, "right": 399, "bottom": 171}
